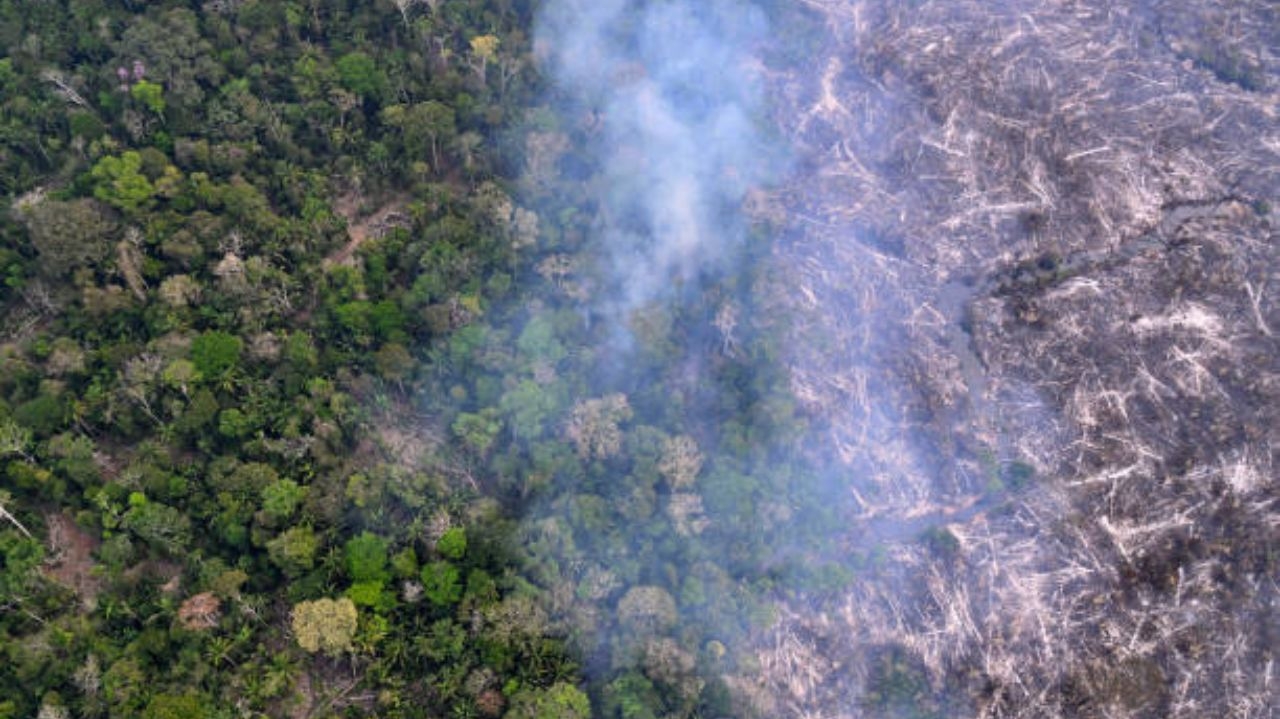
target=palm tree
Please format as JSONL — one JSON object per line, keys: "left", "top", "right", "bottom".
{"left": 0, "top": 491, "right": 32, "bottom": 539}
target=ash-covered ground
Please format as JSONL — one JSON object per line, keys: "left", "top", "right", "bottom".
{"left": 751, "top": 0, "right": 1279, "bottom": 716}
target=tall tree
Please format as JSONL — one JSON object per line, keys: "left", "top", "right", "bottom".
{"left": 20, "top": 198, "right": 117, "bottom": 275}
{"left": 291, "top": 597, "right": 358, "bottom": 655}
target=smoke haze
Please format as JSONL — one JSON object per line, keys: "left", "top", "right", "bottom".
{"left": 537, "top": 0, "right": 780, "bottom": 313}
{"left": 521, "top": 0, "right": 1280, "bottom": 716}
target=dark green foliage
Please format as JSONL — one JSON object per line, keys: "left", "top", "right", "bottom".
{"left": 90, "top": 152, "right": 155, "bottom": 212}
{"left": 0, "top": 0, "right": 779, "bottom": 716}
{"left": 260, "top": 479, "right": 305, "bottom": 522}
{"left": 1001, "top": 460, "right": 1037, "bottom": 489}
{"left": 922, "top": 527, "right": 960, "bottom": 560}
{"left": 13, "top": 395, "right": 63, "bottom": 438}
{"left": 336, "top": 52, "right": 385, "bottom": 98}
{"left": 190, "top": 331, "right": 242, "bottom": 378}
{"left": 505, "top": 681, "right": 592, "bottom": 719}
{"left": 267, "top": 526, "right": 319, "bottom": 577}
{"left": 453, "top": 410, "right": 501, "bottom": 456}
{"left": 383, "top": 101, "right": 457, "bottom": 169}
{"left": 862, "top": 646, "right": 941, "bottom": 718}
{"left": 390, "top": 547, "right": 419, "bottom": 579}
{"left": 436, "top": 526, "right": 467, "bottom": 560}
{"left": 603, "top": 672, "right": 662, "bottom": 719}
{"left": 69, "top": 111, "right": 106, "bottom": 140}
{"left": 420, "top": 561, "right": 463, "bottom": 607}
{"left": 0, "top": 530, "right": 44, "bottom": 602}
{"left": 48, "top": 433, "right": 99, "bottom": 488}
{"left": 217, "top": 408, "right": 253, "bottom": 439}
{"left": 175, "top": 389, "right": 219, "bottom": 438}
{"left": 1187, "top": 42, "right": 1266, "bottom": 91}
{"left": 142, "top": 692, "right": 208, "bottom": 719}
{"left": 122, "top": 498, "right": 191, "bottom": 553}
{"left": 345, "top": 531, "right": 390, "bottom": 584}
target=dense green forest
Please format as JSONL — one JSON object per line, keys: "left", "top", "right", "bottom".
{"left": 0, "top": 0, "right": 587, "bottom": 716}
{"left": 0, "top": 1, "right": 840, "bottom": 717}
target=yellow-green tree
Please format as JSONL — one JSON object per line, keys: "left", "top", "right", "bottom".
{"left": 291, "top": 597, "right": 358, "bottom": 655}
{"left": 90, "top": 152, "right": 155, "bottom": 213}
{"left": 130, "top": 80, "right": 166, "bottom": 115}
{"left": 468, "top": 35, "right": 499, "bottom": 84}
{"left": 267, "top": 526, "right": 319, "bottom": 577}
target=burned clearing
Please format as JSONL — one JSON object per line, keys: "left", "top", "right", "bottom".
{"left": 755, "top": 0, "right": 1279, "bottom": 716}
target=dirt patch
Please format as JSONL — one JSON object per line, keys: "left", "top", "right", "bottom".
{"left": 42, "top": 513, "right": 101, "bottom": 605}
{"left": 288, "top": 669, "right": 314, "bottom": 719}
{"left": 289, "top": 664, "right": 375, "bottom": 719}
{"left": 177, "top": 591, "right": 222, "bottom": 630}
{"left": 323, "top": 192, "right": 411, "bottom": 269}
{"left": 123, "top": 559, "right": 184, "bottom": 592}
{"left": 374, "top": 423, "right": 438, "bottom": 470}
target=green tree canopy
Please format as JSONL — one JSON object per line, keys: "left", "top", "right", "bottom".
{"left": 420, "top": 560, "right": 462, "bottom": 607}
{"left": 260, "top": 479, "right": 304, "bottom": 522}
{"left": 335, "top": 51, "right": 385, "bottom": 98}
{"left": 267, "top": 526, "right": 319, "bottom": 577}
{"left": 503, "top": 682, "right": 591, "bottom": 719}
{"left": 345, "top": 531, "right": 390, "bottom": 584}
{"left": 435, "top": 526, "right": 466, "bottom": 561}
{"left": 90, "top": 152, "right": 156, "bottom": 212}
{"left": 384, "top": 101, "right": 457, "bottom": 169}
{"left": 130, "top": 80, "right": 166, "bottom": 115}
{"left": 142, "top": 691, "right": 208, "bottom": 719}
{"left": 191, "top": 331, "right": 243, "bottom": 378}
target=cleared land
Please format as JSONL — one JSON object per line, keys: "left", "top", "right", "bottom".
{"left": 753, "top": 0, "right": 1278, "bottom": 716}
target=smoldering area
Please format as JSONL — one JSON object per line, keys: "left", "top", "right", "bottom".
{"left": 522, "top": 0, "right": 1279, "bottom": 716}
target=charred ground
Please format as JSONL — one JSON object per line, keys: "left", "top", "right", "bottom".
{"left": 753, "top": 0, "right": 1278, "bottom": 716}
